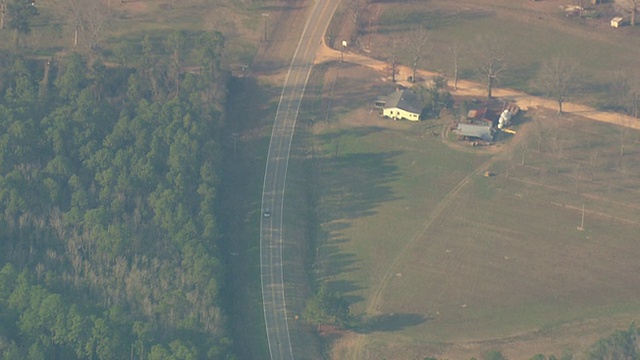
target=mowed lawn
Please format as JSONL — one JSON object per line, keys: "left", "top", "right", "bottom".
{"left": 307, "top": 66, "right": 640, "bottom": 358}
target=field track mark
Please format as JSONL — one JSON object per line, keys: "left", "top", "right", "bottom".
{"left": 365, "top": 170, "right": 479, "bottom": 313}
{"left": 549, "top": 201, "right": 640, "bottom": 226}
{"left": 349, "top": 157, "right": 496, "bottom": 358}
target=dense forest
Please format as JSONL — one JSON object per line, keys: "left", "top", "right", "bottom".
{"left": 0, "top": 30, "right": 235, "bottom": 359}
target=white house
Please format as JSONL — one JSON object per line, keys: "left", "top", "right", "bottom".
{"left": 381, "top": 89, "right": 422, "bottom": 121}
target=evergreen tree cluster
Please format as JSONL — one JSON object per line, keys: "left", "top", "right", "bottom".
{"left": 0, "top": 31, "right": 233, "bottom": 359}
{"left": 588, "top": 323, "right": 640, "bottom": 360}
{"left": 413, "top": 76, "right": 454, "bottom": 120}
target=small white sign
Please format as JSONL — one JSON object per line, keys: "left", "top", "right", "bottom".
{"left": 342, "top": 40, "right": 348, "bottom": 48}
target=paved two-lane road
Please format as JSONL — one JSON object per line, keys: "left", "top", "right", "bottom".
{"left": 259, "top": 0, "right": 341, "bottom": 359}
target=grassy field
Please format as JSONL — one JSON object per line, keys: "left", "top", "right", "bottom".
{"left": 298, "top": 59, "right": 640, "bottom": 359}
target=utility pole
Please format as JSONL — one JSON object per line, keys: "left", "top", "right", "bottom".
{"left": 578, "top": 204, "right": 585, "bottom": 231}
{"left": 262, "top": 13, "right": 269, "bottom": 41}
{"left": 231, "top": 132, "right": 239, "bottom": 159}
{"left": 367, "top": 18, "right": 372, "bottom": 51}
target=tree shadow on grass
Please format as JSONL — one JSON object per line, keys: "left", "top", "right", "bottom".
{"left": 326, "top": 278, "right": 364, "bottom": 304}
{"left": 315, "top": 135, "right": 401, "bottom": 220}
{"left": 319, "top": 126, "right": 387, "bottom": 140}
{"left": 352, "top": 313, "right": 428, "bottom": 333}
{"left": 327, "top": 151, "right": 400, "bottom": 218}
{"left": 318, "top": 242, "right": 359, "bottom": 276}
{"left": 309, "top": 136, "right": 402, "bottom": 308}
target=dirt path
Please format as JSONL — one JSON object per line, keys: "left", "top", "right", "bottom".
{"left": 314, "top": 42, "right": 640, "bottom": 130}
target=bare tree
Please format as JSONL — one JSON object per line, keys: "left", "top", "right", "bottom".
{"left": 533, "top": 119, "right": 548, "bottom": 152}
{"left": 347, "top": 0, "right": 365, "bottom": 45}
{"left": 79, "top": 0, "right": 110, "bottom": 54}
{"left": 165, "top": 30, "right": 186, "bottom": 96}
{"left": 477, "top": 37, "right": 507, "bottom": 99}
{"left": 550, "top": 122, "right": 564, "bottom": 173}
{"left": 62, "top": 0, "right": 83, "bottom": 47}
{"left": 630, "top": 75, "right": 640, "bottom": 118}
{"left": 519, "top": 142, "right": 527, "bottom": 166}
{"left": 0, "top": 0, "right": 6, "bottom": 30}
{"left": 615, "top": 0, "right": 638, "bottom": 26}
{"left": 387, "top": 37, "right": 400, "bottom": 82}
{"left": 140, "top": 35, "right": 165, "bottom": 102}
{"left": 449, "top": 42, "right": 463, "bottom": 90}
{"left": 60, "top": 0, "right": 110, "bottom": 53}
{"left": 552, "top": 116, "right": 562, "bottom": 149}
{"left": 589, "top": 149, "right": 599, "bottom": 181}
{"left": 536, "top": 55, "right": 578, "bottom": 114}
{"left": 406, "top": 24, "right": 430, "bottom": 83}
{"left": 573, "top": 164, "right": 581, "bottom": 193}
{"left": 618, "top": 115, "right": 634, "bottom": 157}
{"left": 614, "top": 71, "right": 640, "bottom": 117}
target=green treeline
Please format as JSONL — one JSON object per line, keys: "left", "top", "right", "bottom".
{"left": 0, "top": 30, "right": 234, "bottom": 359}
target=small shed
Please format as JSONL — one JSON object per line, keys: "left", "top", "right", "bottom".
{"left": 467, "top": 107, "right": 498, "bottom": 126}
{"left": 382, "top": 89, "right": 422, "bottom": 121}
{"left": 611, "top": 17, "right": 625, "bottom": 28}
{"left": 453, "top": 123, "right": 495, "bottom": 142}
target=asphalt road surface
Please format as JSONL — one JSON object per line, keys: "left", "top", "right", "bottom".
{"left": 259, "top": 0, "right": 341, "bottom": 359}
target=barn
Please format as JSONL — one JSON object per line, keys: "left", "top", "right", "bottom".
{"left": 453, "top": 123, "right": 495, "bottom": 142}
